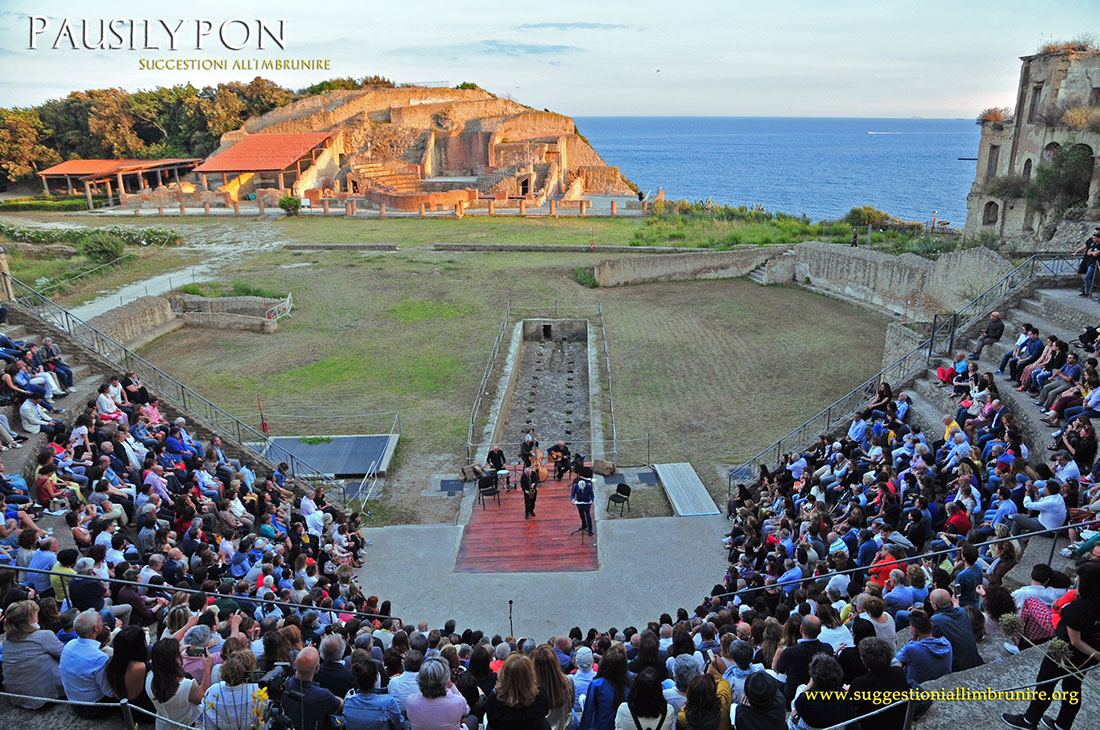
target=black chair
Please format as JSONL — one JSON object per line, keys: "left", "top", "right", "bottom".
{"left": 607, "top": 484, "right": 631, "bottom": 516}
{"left": 477, "top": 474, "right": 501, "bottom": 509}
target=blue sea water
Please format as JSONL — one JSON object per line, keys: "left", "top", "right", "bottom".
{"left": 573, "top": 117, "right": 980, "bottom": 227}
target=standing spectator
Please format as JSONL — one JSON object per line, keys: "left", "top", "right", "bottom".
{"left": 1003, "top": 562, "right": 1100, "bottom": 730}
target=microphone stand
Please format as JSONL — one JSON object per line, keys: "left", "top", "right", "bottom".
{"left": 508, "top": 599, "right": 514, "bottom": 637}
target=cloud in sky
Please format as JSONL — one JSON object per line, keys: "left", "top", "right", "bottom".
{"left": 388, "top": 39, "right": 579, "bottom": 59}
{"left": 513, "top": 22, "right": 630, "bottom": 31}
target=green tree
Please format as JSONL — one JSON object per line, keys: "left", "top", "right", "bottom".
{"left": 38, "top": 91, "right": 102, "bottom": 158}
{"left": 0, "top": 108, "right": 60, "bottom": 182}
{"left": 88, "top": 88, "right": 145, "bottom": 157}
{"left": 1027, "top": 144, "right": 1095, "bottom": 213}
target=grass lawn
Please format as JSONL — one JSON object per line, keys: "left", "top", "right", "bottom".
{"left": 138, "top": 246, "right": 887, "bottom": 525}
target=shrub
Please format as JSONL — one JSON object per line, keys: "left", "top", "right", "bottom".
{"left": 984, "top": 175, "right": 1029, "bottom": 198}
{"left": 1037, "top": 35, "right": 1097, "bottom": 55}
{"left": 1027, "top": 143, "right": 1095, "bottom": 213}
{"left": 230, "top": 281, "right": 285, "bottom": 299}
{"left": 842, "top": 206, "right": 892, "bottom": 226}
{"left": 278, "top": 195, "right": 301, "bottom": 216}
{"left": 1062, "top": 105, "right": 1100, "bottom": 133}
{"left": 454, "top": 82, "right": 480, "bottom": 90}
{"left": 78, "top": 231, "right": 126, "bottom": 264}
{"left": 573, "top": 267, "right": 598, "bottom": 288}
{"left": 177, "top": 283, "right": 206, "bottom": 296}
{"left": 0, "top": 222, "right": 181, "bottom": 247}
{"left": 976, "top": 107, "right": 1013, "bottom": 126}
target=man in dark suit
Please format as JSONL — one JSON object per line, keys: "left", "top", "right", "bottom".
{"left": 571, "top": 478, "right": 594, "bottom": 535}
{"left": 521, "top": 469, "right": 537, "bottom": 519}
{"left": 315, "top": 634, "right": 355, "bottom": 700}
{"left": 774, "top": 614, "right": 834, "bottom": 707}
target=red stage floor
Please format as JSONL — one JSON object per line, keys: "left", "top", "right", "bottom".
{"left": 455, "top": 468, "right": 599, "bottom": 573}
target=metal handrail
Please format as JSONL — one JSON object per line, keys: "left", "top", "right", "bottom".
{"left": 1, "top": 272, "right": 334, "bottom": 495}
{"left": 265, "top": 291, "right": 294, "bottom": 321}
{"left": 729, "top": 252, "right": 1078, "bottom": 487}
{"left": 2, "top": 563, "right": 399, "bottom": 625}
{"left": 598, "top": 301, "right": 619, "bottom": 462}
{"left": 467, "top": 300, "right": 512, "bottom": 462}
{"left": 38, "top": 252, "right": 137, "bottom": 295}
{"left": 712, "top": 517, "right": 1096, "bottom": 601}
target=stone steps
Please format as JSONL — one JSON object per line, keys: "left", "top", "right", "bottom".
{"left": 747, "top": 266, "right": 767, "bottom": 285}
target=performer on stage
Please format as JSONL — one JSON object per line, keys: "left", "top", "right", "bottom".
{"left": 571, "top": 477, "right": 594, "bottom": 535}
{"left": 486, "top": 445, "right": 509, "bottom": 488}
{"left": 519, "top": 430, "right": 539, "bottom": 467}
{"left": 521, "top": 469, "right": 538, "bottom": 519}
{"left": 547, "top": 440, "right": 571, "bottom": 480}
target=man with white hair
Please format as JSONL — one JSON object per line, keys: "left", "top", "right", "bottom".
{"left": 315, "top": 634, "right": 355, "bottom": 699}
{"left": 969, "top": 311, "right": 1004, "bottom": 360}
{"left": 138, "top": 553, "right": 164, "bottom": 594}
{"left": 69, "top": 556, "right": 133, "bottom": 626}
{"left": 59, "top": 609, "right": 115, "bottom": 718}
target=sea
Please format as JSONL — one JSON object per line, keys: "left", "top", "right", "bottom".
{"left": 573, "top": 117, "right": 980, "bottom": 228}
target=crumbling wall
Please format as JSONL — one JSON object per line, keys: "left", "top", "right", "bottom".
{"left": 367, "top": 188, "right": 475, "bottom": 212}
{"left": 389, "top": 98, "right": 527, "bottom": 129}
{"left": 181, "top": 312, "right": 278, "bottom": 333}
{"left": 89, "top": 296, "right": 182, "bottom": 349}
{"left": 169, "top": 294, "right": 270, "bottom": 317}
{"left": 594, "top": 247, "right": 793, "bottom": 287}
{"left": 492, "top": 111, "right": 575, "bottom": 143}
{"left": 577, "top": 166, "right": 632, "bottom": 195}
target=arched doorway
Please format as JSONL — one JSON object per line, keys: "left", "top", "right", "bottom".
{"left": 1022, "top": 158, "right": 1032, "bottom": 181}
{"left": 1041, "top": 142, "right": 1060, "bottom": 162}
{"left": 982, "top": 201, "right": 999, "bottom": 225}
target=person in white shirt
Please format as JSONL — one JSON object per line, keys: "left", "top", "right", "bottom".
{"left": 1010, "top": 564, "right": 1068, "bottom": 608}
{"left": 1009, "top": 479, "right": 1068, "bottom": 551}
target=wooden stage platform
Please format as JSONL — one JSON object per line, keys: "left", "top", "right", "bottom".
{"left": 455, "top": 467, "right": 600, "bottom": 573}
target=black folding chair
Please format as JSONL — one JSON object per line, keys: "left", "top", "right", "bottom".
{"left": 477, "top": 474, "right": 501, "bottom": 509}
{"left": 607, "top": 484, "right": 631, "bottom": 516}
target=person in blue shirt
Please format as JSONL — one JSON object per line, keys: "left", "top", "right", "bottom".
{"left": 778, "top": 560, "right": 803, "bottom": 594}
{"left": 954, "top": 543, "right": 983, "bottom": 608}
{"left": 577, "top": 644, "right": 631, "bottom": 730}
{"left": 59, "top": 609, "right": 116, "bottom": 719}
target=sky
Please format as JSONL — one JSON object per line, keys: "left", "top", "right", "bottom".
{"left": 0, "top": 0, "right": 1096, "bottom": 117}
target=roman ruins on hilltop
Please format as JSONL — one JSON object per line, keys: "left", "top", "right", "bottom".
{"left": 38, "top": 86, "right": 640, "bottom": 215}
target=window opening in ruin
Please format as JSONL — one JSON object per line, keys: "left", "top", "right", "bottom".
{"left": 982, "top": 201, "right": 999, "bottom": 226}
{"left": 542, "top": 324, "right": 552, "bottom": 339}
{"left": 987, "top": 146, "right": 1000, "bottom": 180}
{"left": 1090, "top": 88, "right": 1100, "bottom": 107}
{"left": 1022, "top": 158, "right": 1032, "bottom": 181}
{"left": 1028, "top": 84, "right": 1043, "bottom": 124}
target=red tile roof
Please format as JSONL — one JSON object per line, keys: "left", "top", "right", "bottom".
{"left": 38, "top": 159, "right": 200, "bottom": 179}
{"left": 194, "top": 133, "right": 332, "bottom": 173}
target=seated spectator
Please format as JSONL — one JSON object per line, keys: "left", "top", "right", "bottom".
{"left": 612, "top": 667, "right": 673, "bottom": 730}
{"left": 789, "top": 655, "right": 853, "bottom": 730}
{"left": 848, "top": 637, "right": 911, "bottom": 730}
{"left": 578, "top": 644, "right": 630, "bottom": 730}
{"left": 282, "top": 645, "right": 344, "bottom": 730}
{"left": 1, "top": 599, "right": 65, "bottom": 708}
{"left": 677, "top": 671, "right": 731, "bottom": 730}
{"left": 775, "top": 615, "right": 833, "bottom": 707}
{"left": 729, "top": 671, "right": 785, "bottom": 730}
{"left": 929, "top": 589, "right": 983, "bottom": 672}
{"left": 59, "top": 609, "right": 116, "bottom": 719}
{"left": 344, "top": 653, "right": 403, "bottom": 730}
{"left": 202, "top": 649, "right": 263, "bottom": 730}
{"left": 895, "top": 610, "right": 953, "bottom": 685}
{"left": 407, "top": 655, "right": 469, "bottom": 730}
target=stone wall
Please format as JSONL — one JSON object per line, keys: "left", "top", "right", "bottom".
{"left": 880, "top": 322, "right": 928, "bottom": 370}
{"left": 577, "top": 166, "right": 632, "bottom": 195}
{"left": 181, "top": 311, "right": 278, "bottom": 333}
{"left": 792, "top": 242, "right": 1016, "bottom": 317}
{"left": 88, "top": 296, "right": 182, "bottom": 349}
{"left": 491, "top": 111, "right": 575, "bottom": 143}
{"left": 389, "top": 98, "right": 526, "bottom": 130}
{"left": 593, "top": 246, "right": 794, "bottom": 287}
{"left": 169, "top": 293, "right": 270, "bottom": 317}
{"left": 367, "top": 188, "right": 474, "bottom": 212}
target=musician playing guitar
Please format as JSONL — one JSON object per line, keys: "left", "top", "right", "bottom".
{"left": 547, "top": 441, "right": 571, "bottom": 480}
{"left": 571, "top": 477, "right": 594, "bottom": 535}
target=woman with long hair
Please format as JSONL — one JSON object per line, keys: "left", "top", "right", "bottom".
{"left": 578, "top": 644, "right": 632, "bottom": 730}
{"left": 627, "top": 632, "right": 668, "bottom": 682}
{"left": 534, "top": 645, "right": 576, "bottom": 730}
{"left": 105, "top": 625, "right": 156, "bottom": 721}
{"left": 147, "top": 637, "right": 213, "bottom": 729}
{"left": 770, "top": 614, "right": 802, "bottom": 670}
{"left": 466, "top": 643, "right": 497, "bottom": 697}
{"left": 485, "top": 653, "right": 551, "bottom": 730}
{"left": 753, "top": 620, "right": 782, "bottom": 670}
{"left": 0, "top": 600, "right": 65, "bottom": 708}
{"left": 677, "top": 673, "right": 728, "bottom": 730}
{"left": 614, "top": 667, "right": 674, "bottom": 730}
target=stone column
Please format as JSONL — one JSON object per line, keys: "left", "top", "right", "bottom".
{"left": 610, "top": 200, "right": 618, "bottom": 216}
{"left": 418, "top": 203, "right": 426, "bottom": 216}
{"left": 488, "top": 200, "right": 495, "bottom": 215}
{"left": 84, "top": 181, "right": 94, "bottom": 210}
{"left": 179, "top": 204, "right": 186, "bottom": 216}
{"left": 203, "top": 202, "right": 211, "bottom": 215}
{"left": 549, "top": 199, "right": 558, "bottom": 217}
{"left": 158, "top": 207, "right": 165, "bottom": 216}
{"left": 519, "top": 200, "right": 527, "bottom": 216}
{"left": 379, "top": 203, "right": 386, "bottom": 217}
{"left": 0, "top": 249, "right": 13, "bottom": 301}
{"left": 322, "top": 200, "right": 330, "bottom": 216}
{"left": 233, "top": 201, "right": 241, "bottom": 216}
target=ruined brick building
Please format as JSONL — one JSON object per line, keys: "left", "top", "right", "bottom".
{"left": 965, "top": 46, "right": 1100, "bottom": 239}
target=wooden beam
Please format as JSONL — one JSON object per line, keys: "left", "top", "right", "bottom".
{"left": 84, "top": 181, "right": 93, "bottom": 211}
{"left": 222, "top": 172, "right": 228, "bottom": 185}
{"left": 173, "top": 167, "right": 180, "bottom": 186}
{"left": 41, "top": 176, "right": 49, "bottom": 195}
{"left": 278, "top": 171, "right": 285, "bottom": 190}
{"left": 117, "top": 171, "right": 125, "bottom": 194}
{"left": 201, "top": 173, "right": 209, "bottom": 192}
{"left": 65, "top": 174, "right": 73, "bottom": 195}
{"left": 105, "top": 179, "right": 112, "bottom": 200}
